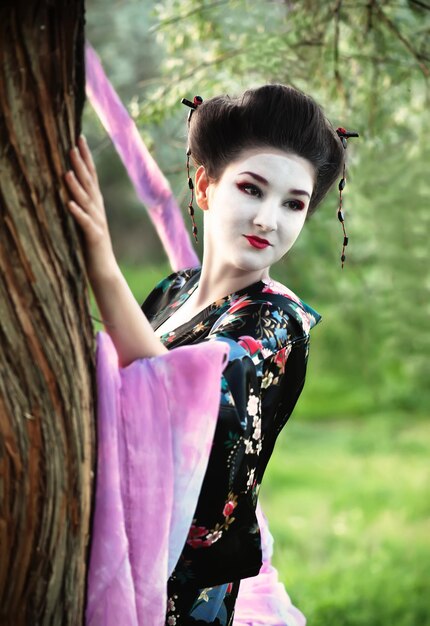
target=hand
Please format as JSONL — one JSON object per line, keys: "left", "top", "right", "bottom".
{"left": 65, "top": 135, "right": 118, "bottom": 281}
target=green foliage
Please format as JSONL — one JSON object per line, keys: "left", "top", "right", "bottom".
{"left": 142, "top": 0, "right": 429, "bottom": 134}
{"left": 261, "top": 414, "right": 430, "bottom": 625}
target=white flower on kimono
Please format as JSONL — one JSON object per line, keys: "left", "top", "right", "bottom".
{"left": 261, "top": 370, "right": 274, "bottom": 389}
{"left": 167, "top": 598, "right": 176, "bottom": 612}
{"left": 247, "top": 468, "right": 256, "bottom": 489}
{"left": 255, "top": 440, "right": 262, "bottom": 455}
{"left": 206, "top": 528, "right": 223, "bottom": 544}
{"left": 244, "top": 438, "right": 254, "bottom": 454}
{"left": 252, "top": 413, "right": 259, "bottom": 427}
{"left": 252, "top": 426, "right": 261, "bottom": 440}
{"left": 167, "top": 617, "right": 177, "bottom": 625}
{"left": 293, "top": 304, "right": 311, "bottom": 334}
{"left": 247, "top": 392, "right": 260, "bottom": 417}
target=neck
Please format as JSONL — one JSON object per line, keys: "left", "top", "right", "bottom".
{"left": 191, "top": 253, "right": 270, "bottom": 308}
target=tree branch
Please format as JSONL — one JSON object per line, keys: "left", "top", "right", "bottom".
{"left": 374, "top": 1, "right": 430, "bottom": 77}
{"left": 366, "top": 0, "right": 376, "bottom": 33}
{"left": 144, "top": 48, "right": 244, "bottom": 105}
{"left": 149, "top": 0, "right": 234, "bottom": 32}
{"left": 409, "top": 0, "right": 430, "bottom": 11}
{"left": 333, "top": 0, "right": 347, "bottom": 100}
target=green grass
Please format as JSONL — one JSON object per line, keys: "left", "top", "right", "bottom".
{"left": 121, "top": 262, "right": 171, "bottom": 302}
{"left": 260, "top": 415, "right": 430, "bottom": 626}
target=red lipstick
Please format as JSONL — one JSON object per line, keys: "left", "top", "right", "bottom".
{"left": 244, "top": 235, "right": 271, "bottom": 249}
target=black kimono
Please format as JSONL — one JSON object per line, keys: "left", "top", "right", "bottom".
{"left": 142, "top": 266, "right": 321, "bottom": 625}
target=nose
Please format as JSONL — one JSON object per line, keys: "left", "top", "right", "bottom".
{"left": 252, "top": 201, "right": 277, "bottom": 233}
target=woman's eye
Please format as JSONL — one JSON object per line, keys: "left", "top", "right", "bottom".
{"left": 237, "top": 183, "right": 262, "bottom": 197}
{"left": 284, "top": 200, "right": 305, "bottom": 211}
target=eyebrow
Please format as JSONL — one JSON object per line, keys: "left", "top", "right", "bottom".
{"left": 238, "top": 171, "right": 311, "bottom": 199}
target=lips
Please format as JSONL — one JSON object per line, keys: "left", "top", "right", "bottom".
{"left": 244, "top": 235, "right": 271, "bottom": 249}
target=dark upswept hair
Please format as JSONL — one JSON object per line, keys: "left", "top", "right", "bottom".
{"left": 187, "top": 84, "right": 345, "bottom": 214}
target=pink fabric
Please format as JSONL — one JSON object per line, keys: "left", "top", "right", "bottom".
{"left": 85, "top": 43, "right": 199, "bottom": 272}
{"left": 233, "top": 504, "right": 306, "bottom": 626}
{"left": 86, "top": 332, "right": 229, "bottom": 626}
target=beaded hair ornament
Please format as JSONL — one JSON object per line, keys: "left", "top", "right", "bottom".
{"left": 335, "top": 127, "right": 359, "bottom": 268}
{"left": 181, "top": 96, "right": 203, "bottom": 243}
{"left": 182, "top": 97, "right": 359, "bottom": 266}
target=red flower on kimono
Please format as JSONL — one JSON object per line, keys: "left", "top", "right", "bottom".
{"left": 223, "top": 501, "right": 235, "bottom": 517}
{"left": 222, "top": 492, "right": 238, "bottom": 518}
{"left": 187, "top": 538, "right": 213, "bottom": 548}
{"left": 188, "top": 524, "right": 208, "bottom": 539}
{"left": 262, "top": 281, "right": 302, "bottom": 304}
{"left": 227, "top": 296, "right": 253, "bottom": 315}
{"left": 238, "top": 335, "right": 263, "bottom": 356}
{"left": 186, "top": 523, "right": 215, "bottom": 548}
{"left": 273, "top": 345, "right": 291, "bottom": 374}
{"left": 261, "top": 284, "right": 278, "bottom": 295}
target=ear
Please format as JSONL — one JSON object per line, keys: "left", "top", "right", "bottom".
{"left": 195, "top": 165, "right": 211, "bottom": 210}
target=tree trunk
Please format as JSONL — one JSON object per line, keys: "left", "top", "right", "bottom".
{"left": 0, "top": 2, "right": 95, "bottom": 624}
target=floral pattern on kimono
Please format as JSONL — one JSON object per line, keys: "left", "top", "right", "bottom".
{"left": 142, "top": 266, "right": 321, "bottom": 589}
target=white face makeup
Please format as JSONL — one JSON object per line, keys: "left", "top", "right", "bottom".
{"left": 196, "top": 147, "right": 315, "bottom": 279}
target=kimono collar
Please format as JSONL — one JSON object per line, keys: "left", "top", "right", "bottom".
{"left": 260, "top": 277, "right": 322, "bottom": 331}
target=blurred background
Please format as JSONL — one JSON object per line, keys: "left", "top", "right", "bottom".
{"left": 85, "top": 1, "right": 429, "bottom": 624}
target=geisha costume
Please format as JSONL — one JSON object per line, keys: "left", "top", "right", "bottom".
{"left": 84, "top": 44, "right": 320, "bottom": 626}
{"left": 144, "top": 268, "right": 321, "bottom": 625}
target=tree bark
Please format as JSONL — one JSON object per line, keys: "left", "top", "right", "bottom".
{"left": 0, "top": 2, "right": 95, "bottom": 624}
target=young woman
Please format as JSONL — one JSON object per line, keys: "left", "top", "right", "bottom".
{"left": 66, "top": 84, "right": 345, "bottom": 625}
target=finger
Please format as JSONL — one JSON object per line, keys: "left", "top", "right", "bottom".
{"left": 78, "top": 135, "right": 98, "bottom": 181}
{"left": 65, "top": 171, "right": 91, "bottom": 209}
{"left": 70, "top": 146, "right": 95, "bottom": 194}
{"left": 67, "top": 200, "right": 102, "bottom": 240}
{"left": 67, "top": 200, "right": 92, "bottom": 226}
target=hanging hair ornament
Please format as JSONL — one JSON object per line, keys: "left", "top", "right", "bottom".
{"left": 181, "top": 96, "right": 203, "bottom": 243}
{"left": 336, "top": 127, "right": 359, "bottom": 269}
